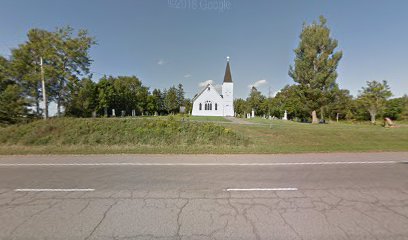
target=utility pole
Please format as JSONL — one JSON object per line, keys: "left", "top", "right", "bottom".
{"left": 40, "top": 57, "right": 48, "bottom": 120}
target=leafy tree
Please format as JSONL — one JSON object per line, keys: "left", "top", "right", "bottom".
{"left": 95, "top": 76, "right": 148, "bottom": 116}
{"left": 163, "top": 86, "right": 178, "bottom": 114}
{"left": 11, "top": 29, "right": 58, "bottom": 117}
{"left": 246, "top": 87, "right": 265, "bottom": 116}
{"left": 358, "top": 80, "right": 392, "bottom": 124}
{"left": 52, "top": 27, "right": 96, "bottom": 116}
{"left": 64, "top": 78, "right": 97, "bottom": 117}
{"left": 384, "top": 95, "right": 408, "bottom": 120}
{"left": 0, "top": 56, "right": 29, "bottom": 124}
{"left": 289, "top": 16, "right": 342, "bottom": 123}
{"left": 152, "top": 89, "right": 164, "bottom": 114}
{"left": 10, "top": 27, "right": 95, "bottom": 117}
{"left": 234, "top": 98, "right": 249, "bottom": 117}
{"left": 271, "top": 85, "right": 308, "bottom": 120}
{"left": 327, "top": 88, "right": 353, "bottom": 120}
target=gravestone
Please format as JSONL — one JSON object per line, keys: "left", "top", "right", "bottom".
{"left": 92, "top": 111, "right": 96, "bottom": 118}
{"left": 251, "top": 109, "right": 255, "bottom": 118}
{"left": 384, "top": 117, "right": 396, "bottom": 128}
{"left": 283, "top": 110, "right": 288, "bottom": 120}
{"left": 112, "top": 109, "right": 116, "bottom": 117}
{"left": 180, "top": 106, "right": 186, "bottom": 113}
{"left": 312, "top": 110, "right": 318, "bottom": 124}
{"left": 132, "top": 110, "right": 136, "bottom": 117}
{"left": 121, "top": 110, "right": 125, "bottom": 117}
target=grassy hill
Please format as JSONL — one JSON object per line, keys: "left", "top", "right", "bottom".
{"left": 0, "top": 116, "right": 407, "bottom": 154}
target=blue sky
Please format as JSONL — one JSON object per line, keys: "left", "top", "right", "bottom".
{"left": 1, "top": 0, "right": 407, "bottom": 100}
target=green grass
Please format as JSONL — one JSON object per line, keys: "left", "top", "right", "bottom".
{"left": 0, "top": 116, "right": 407, "bottom": 154}
{"left": 186, "top": 115, "right": 231, "bottom": 122}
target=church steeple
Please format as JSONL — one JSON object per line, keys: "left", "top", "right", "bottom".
{"left": 223, "top": 56, "right": 232, "bottom": 83}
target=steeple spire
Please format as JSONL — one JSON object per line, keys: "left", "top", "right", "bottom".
{"left": 223, "top": 56, "right": 232, "bottom": 83}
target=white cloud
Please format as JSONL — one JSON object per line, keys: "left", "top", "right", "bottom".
{"left": 184, "top": 73, "right": 192, "bottom": 78}
{"left": 198, "top": 79, "right": 214, "bottom": 88}
{"left": 248, "top": 79, "right": 267, "bottom": 89}
{"left": 157, "top": 59, "right": 166, "bottom": 65}
{"left": 272, "top": 90, "right": 281, "bottom": 97}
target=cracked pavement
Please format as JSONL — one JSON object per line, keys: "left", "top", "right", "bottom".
{"left": 0, "top": 152, "right": 408, "bottom": 239}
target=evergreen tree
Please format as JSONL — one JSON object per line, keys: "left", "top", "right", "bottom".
{"left": 289, "top": 16, "right": 342, "bottom": 123}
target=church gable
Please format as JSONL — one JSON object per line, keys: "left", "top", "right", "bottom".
{"left": 192, "top": 84, "right": 224, "bottom": 116}
{"left": 191, "top": 57, "right": 234, "bottom": 117}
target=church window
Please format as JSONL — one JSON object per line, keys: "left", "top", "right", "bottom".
{"left": 205, "top": 101, "right": 212, "bottom": 111}
{"left": 208, "top": 87, "right": 210, "bottom": 91}
{"left": 215, "top": 103, "right": 217, "bottom": 110}
{"left": 199, "top": 103, "right": 202, "bottom": 110}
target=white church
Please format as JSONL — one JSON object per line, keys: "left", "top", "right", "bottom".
{"left": 191, "top": 57, "right": 234, "bottom": 117}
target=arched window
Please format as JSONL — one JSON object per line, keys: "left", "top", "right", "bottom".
{"left": 215, "top": 103, "right": 217, "bottom": 110}
{"left": 205, "top": 101, "right": 212, "bottom": 111}
{"left": 199, "top": 103, "right": 202, "bottom": 110}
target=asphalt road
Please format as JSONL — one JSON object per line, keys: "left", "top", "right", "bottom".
{"left": 0, "top": 152, "right": 408, "bottom": 240}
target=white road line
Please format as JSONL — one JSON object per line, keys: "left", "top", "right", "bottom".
{"left": 14, "top": 189, "right": 95, "bottom": 192}
{"left": 225, "top": 188, "right": 298, "bottom": 191}
{"left": 0, "top": 161, "right": 399, "bottom": 167}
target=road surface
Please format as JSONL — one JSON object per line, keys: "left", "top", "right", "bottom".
{"left": 0, "top": 152, "right": 408, "bottom": 240}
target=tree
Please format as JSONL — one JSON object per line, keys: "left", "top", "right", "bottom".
{"left": 64, "top": 78, "right": 97, "bottom": 117}
{"left": 383, "top": 95, "right": 408, "bottom": 120}
{"left": 327, "top": 88, "right": 353, "bottom": 121}
{"left": 271, "top": 85, "right": 308, "bottom": 120}
{"left": 163, "top": 86, "right": 178, "bottom": 114}
{"left": 176, "top": 83, "right": 185, "bottom": 108}
{"left": 358, "top": 80, "right": 392, "bottom": 124}
{"left": 95, "top": 76, "right": 148, "bottom": 116}
{"left": 234, "top": 98, "right": 249, "bottom": 117}
{"left": 0, "top": 56, "right": 29, "bottom": 124}
{"left": 289, "top": 16, "right": 342, "bottom": 123}
{"left": 10, "top": 27, "right": 95, "bottom": 117}
{"left": 246, "top": 87, "right": 265, "bottom": 116}
{"left": 52, "top": 27, "right": 96, "bottom": 116}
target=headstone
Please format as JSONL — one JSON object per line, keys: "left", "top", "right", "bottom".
{"left": 384, "top": 117, "right": 395, "bottom": 127}
{"left": 121, "top": 110, "right": 125, "bottom": 117}
{"left": 283, "top": 110, "right": 288, "bottom": 120}
{"left": 251, "top": 109, "right": 255, "bottom": 118}
{"left": 132, "top": 110, "right": 136, "bottom": 117}
{"left": 104, "top": 108, "right": 108, "bottom": 117}
{"left": 269, "top": 115, "right": 272, "bottom": 120}
{"left": 247, "top": 113, "right": 250, "bottom": 119}
{"left": 312, "top": 110, "right": 318, "bottom": 124}
{"left": 180, "top": 106, "right": 186, "bottom": 113}
{"left": 112, "top": 109, "right": 116, "bottom": 117}
{"left": 92, "top": 111, "right": 96, "bottom": 118}
{"left": 154, "top": 111, "right": 158, "bottom": 116}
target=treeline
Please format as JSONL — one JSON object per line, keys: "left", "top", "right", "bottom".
{"left": 235, "top": 16, "right": 408, "bottom": 124}
{"left": 234, "top": 83, "right": 408, "bottom": 122}
{"left": 2, "top": 17, "right": 408, "bottom": 125}
{"left": 0, "top": 26, "right": 190, "bottom": 124}
{"left": 65, "top": 77, "right": 190, "bottom": 117}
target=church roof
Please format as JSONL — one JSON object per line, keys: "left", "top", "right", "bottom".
{"left": 192, "top": 83, "right": 223, "bottom": 102}
{"left": 223, "top": 60, "right": 232, "bottom": 83}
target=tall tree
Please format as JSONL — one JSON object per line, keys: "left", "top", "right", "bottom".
{"left": 10, "top": 27, "right": 95, "bottom": 117}
{"left": 358, "top": 80, "right": 392, "bottom": 124}
{"left": 163, "top": 86, "right": 178, "bottom": 114}
{"left": 289, "top": 16, "right": 342, "bottom": 123}
{"left": 53, "top": 27, "right": 96, "bottom": 116}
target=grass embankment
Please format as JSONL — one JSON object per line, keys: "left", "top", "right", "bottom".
{"left": 234, "top": 118, "right": 408, "bottom": 153}
{"left": 0, "top": 117, "right": 248, "bottom": 154}
{"left": 0, "top": 117, "right": 407, "bottom": 154}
